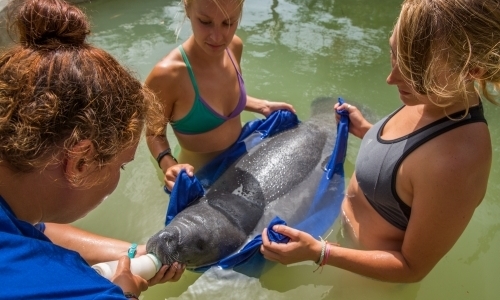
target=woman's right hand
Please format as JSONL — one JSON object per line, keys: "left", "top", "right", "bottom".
{"left": 260, "top": 225, "right": 322, "bottom": 265}
{"left": 111, "top": 256, "right": 148, "bottom": 298}
{"left": 164, "top": 164, "right": 195, "bottom": 191}
{"left": 334, "top": 102, "right": 372, "bottom": 139}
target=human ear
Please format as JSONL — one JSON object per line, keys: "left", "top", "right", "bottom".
{"left": 64, "top": 139, "right": 95, "bottom": 186}
{"left": 469, "top": 67, "right": 486, "bottom": 80}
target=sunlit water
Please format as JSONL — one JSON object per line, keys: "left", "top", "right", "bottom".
{"left": 73, "top": 0, "right": 500, "bottom": 299}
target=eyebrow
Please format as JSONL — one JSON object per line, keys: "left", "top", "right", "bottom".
{"left": 198, "top": 12, "right": 240, "bottom": 22}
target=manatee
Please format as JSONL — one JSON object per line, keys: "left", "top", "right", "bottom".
{"left": 146, "top": 97, "right": 353, "bottom": 268}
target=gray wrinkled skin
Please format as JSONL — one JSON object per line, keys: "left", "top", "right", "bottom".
{"left": 147, "top": 97, "right": 342, "bottom": 268}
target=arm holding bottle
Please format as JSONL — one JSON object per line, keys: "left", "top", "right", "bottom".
{"left": 45, "top": 223, "right": 184, "bottom": 285}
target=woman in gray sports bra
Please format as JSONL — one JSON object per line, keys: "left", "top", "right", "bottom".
{"left": 261, "top": 0, "right": 499, "bottom": 283}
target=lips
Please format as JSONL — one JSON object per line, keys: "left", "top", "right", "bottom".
{"left": 206, "top": 43, "right": 224, "bottom": 51}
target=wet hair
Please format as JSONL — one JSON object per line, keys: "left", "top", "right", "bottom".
{"left": 0, "top": 0, "right": 162, "bottom": 174}
{"left": 396, "top": 0, "right": 500, "bottom": 107}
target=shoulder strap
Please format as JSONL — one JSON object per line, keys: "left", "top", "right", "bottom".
{"left": 178, "top": 45, "right": 200, "bottom": 96}
{"left": 225, "top": 48, "right": 242, "bottom": 77}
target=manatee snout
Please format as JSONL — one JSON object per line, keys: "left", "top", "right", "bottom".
{"left": 146, "top": 228, "right": 181, "bottom": 266}
{"left": 146, "top": 223, "right": 218, "bottom": 267}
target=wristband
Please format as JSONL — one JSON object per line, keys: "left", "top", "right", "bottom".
{"left": 156, "top": 148, "right": 177, "bottom": 166}
{"left": 127, "top": 243, "right": 138, "bottom": 258}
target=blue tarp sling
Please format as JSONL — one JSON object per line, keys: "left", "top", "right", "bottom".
{"left": 164, "top": 98, "right": 349, "bottom": 276}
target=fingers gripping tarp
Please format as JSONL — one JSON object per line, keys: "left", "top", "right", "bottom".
{"left": 164, "top": 99, "right": 349, "bottom": 276}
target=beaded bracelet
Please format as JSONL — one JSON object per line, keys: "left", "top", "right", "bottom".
{"left": 124, "top": 292, "right": 139, "bottom": 299}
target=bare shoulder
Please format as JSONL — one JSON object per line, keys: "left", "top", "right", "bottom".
{"left": 427, "top": 122, "right": 491, "bottom": 184}
{"left": 405, "top": 120, "right": 491, "bottom": 223}
{"left": 145, "top": 49, "right": 186, "bottom": 98}
{"left": 228, "top": 35, "right": 243, "bottom": 62}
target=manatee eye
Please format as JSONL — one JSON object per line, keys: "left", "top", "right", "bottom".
{"left": 196, "top": 239, "right": 205, "bottom": 251}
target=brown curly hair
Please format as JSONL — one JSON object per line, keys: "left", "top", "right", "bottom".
{"left": 0, "top": 0, "right": 163, "bottom": 173}
{"left": 396, "top": 0, "right": 500, "bottom": 108}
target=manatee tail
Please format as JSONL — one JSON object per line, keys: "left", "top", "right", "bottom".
{"left": 310, "top": 96, "right": 378, "bottom": 124}
{"left": 310, "top": 96, "right": 338, "bottom": 118}
{"left": 307, "top": 96, "right": 340, "bottom": 129}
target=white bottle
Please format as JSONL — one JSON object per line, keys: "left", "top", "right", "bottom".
{"left": 92, "top": 253, "right": 162, "bottom": 280}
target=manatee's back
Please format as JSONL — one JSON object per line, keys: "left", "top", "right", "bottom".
{"left": 210, "top": 122, "right": 328, "bottom": 207}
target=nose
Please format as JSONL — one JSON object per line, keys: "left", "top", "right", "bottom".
{"left": 386, "top": 61, "right": 402, "bottom": 86}
{"left": 210, "top": 26, "right": 223, "bottom": 43}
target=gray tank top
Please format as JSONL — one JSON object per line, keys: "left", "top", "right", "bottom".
{"left": 355, "top": 104, "right": 486, "bottom": 230}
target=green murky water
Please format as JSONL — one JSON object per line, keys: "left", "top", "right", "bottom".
{"left": 73, "top": 0, "right": 500, "bottom": 299}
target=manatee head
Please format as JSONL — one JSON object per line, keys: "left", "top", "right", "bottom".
{"left": 146, "top": 196, "right": 250, "bottom": 268}
{"left": 146, "top": 215, "right": 217, "bottom": 267}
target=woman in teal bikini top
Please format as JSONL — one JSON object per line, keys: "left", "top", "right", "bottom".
{"left": 171, "top": 45, "right": 247, "bottom": 135}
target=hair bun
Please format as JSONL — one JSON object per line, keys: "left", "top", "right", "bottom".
{"left": 15, "top": 0, "right": 90, "bottom": 48}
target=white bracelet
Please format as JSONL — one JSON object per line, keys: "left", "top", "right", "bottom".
{"left": 315, "top": 240, "right": 326, "bottom": 265}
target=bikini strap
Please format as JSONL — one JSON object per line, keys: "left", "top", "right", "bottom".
{"left": 178, "top": 45, "right": 200, "bottom": 97}
{"left": 226, "top": 48, "right": 242, "bottom": 77}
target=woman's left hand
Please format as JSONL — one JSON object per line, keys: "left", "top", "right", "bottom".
{"left": 260, "top": 225, "right": 322, "bottom": 265}
{"left": 135, "top": 244, "right": 185, "bottom": 286}
{"left": 147, "top": 262, "right": 185, "bottom": 286}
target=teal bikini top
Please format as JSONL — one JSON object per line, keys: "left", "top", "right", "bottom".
{"left": 171, "top": 46, "right": 247, "bottom": 135}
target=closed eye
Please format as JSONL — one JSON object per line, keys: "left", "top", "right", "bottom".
{"left": 199, "top": 19, "right": 211, "bottom": 25}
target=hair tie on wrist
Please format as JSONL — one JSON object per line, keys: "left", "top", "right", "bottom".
{"left": 128, "top": 243, "right": 138, "bottom": 258}
{"left": 321, "top": 243, "right": 331, "bottom": 267}
{"left": 124, "top": 292, "right": 139, "bottom": 299}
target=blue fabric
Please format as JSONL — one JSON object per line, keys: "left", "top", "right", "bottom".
{"left": 0, "top": 196, "right": 127, "bottom": 300}
{"left": 164, "top": 102, "right": 349, "bottom": 275}
{"left": 165, "top": 172, "right": 204, "bottom": 226}
{"left": 294, "top": 98, "right": 349, "bottom": 235}
{"left": 165, "top": 110, "right": 299, "bottom": 224}
{"left": 216, "top": 216, "right": 290, "bottom": 276}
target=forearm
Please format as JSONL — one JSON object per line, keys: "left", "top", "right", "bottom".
{"left": 245, "top": 95, "right": 269, "bottom": 114}
{"left": 326, "top": 245, "right": 424, "bottom": 283}
{"left": 44, "top": 223, "right": 134, "bottom": 265}
{"left": 356, "top": 121, "right": 373, "bottom": 139}
{"left": 146, "top": 134, "right": 177, "bottom": 173}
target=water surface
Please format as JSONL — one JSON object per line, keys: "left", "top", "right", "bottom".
{"left": 75, "top": 0, "right": 500, "bottom": 299}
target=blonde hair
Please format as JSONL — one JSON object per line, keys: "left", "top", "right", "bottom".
{"left": 182, "top": 0, "right": 245, "bottom": 19}
{"left": 396, "top": 0, "right": 500, "bottom": 108}
{"left": 183, "top": 0, "right": 244, "bottom": 22}
{"left": 175, "top": 0, "right": 244, "bottom": 40}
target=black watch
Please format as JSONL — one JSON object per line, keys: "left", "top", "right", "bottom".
{"left": 156, "top": 148, "right": 178, "bottom": 166}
